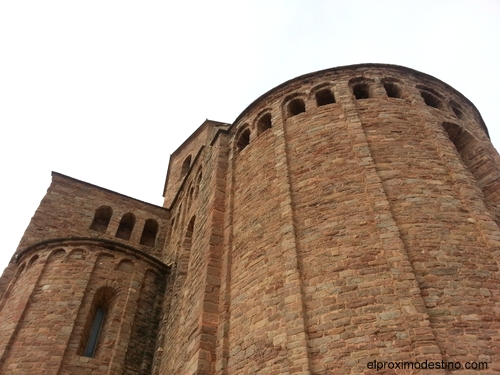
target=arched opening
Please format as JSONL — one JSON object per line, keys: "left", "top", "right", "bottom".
{"left": 450, "top": 101, "right": 464, "bottom": 119}
{"left": 115, "top": 213, "right": 135, "bottom": 240}
{"left": 79, "top": 286, "right": 116, "bottom": 358}
{"left": 178, "top": 216, "right": 195, "bottom": 283}
{"left": 352, "top": 83, "right": 370, "bottom": 100}
{"left": 420, "top": 91, "right": 443, "bottom": 109}
{"left": 236, "top": 128, "right": 251, "bottom": 153}
{"left": 383, "top": 82, "right": 402, "bottom": 98}
{"left": 315, "top": 89, "right": 335, "bottom": 106}
{"left": 443, "top": 123, "right": 475, "bottom": 159}
{"left": 90, "top": 206, "right": 112, "bottom": 233}
{"left": 189, "top": 186, "right": 194, "bottom": 201}
{"left": 257, "top": 113, "right": 272, "bottom": 135}
{"left": 287, "top": 98, "right": 306, "bottom": 117}
{"left": 175, "top": 203, "right": 183, "bottom": 229}
{"left": 195, "top": 168, "right": 203, "bottom": 198}
{"left": 84, "top": 308, "right": 105, "bottom": 357}
{"left": 140, "top": 219, "right": 158, "bottom": 246}
{"left": 180, "top": 155, "right": 192, "bottom": 179}
{"left": 187, "top": 184, "right": 194, "bottom": 209}
{"left": 443, "top": 122, "right": 500, "bottom": 221}
{"left": 28, "top": 254, "right": 39, "bottom": 268}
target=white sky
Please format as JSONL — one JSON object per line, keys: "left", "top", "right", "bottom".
{"left": 1, "top": 0, "right": 499, "bottom": 274}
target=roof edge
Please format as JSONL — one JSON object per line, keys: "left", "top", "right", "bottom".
{"left": 51, "top": 172, "right": 167, "bottom": 211}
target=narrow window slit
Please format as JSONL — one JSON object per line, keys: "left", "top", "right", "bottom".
{"left": 84, "top": 308, "right": 106, "bottom": 358}
{"left": 180, "top": 155, "right": 192, "bottom": 179}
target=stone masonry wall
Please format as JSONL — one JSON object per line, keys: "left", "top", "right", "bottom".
{"left": 0, "top": 240, "right": 167, "bottom": 375}
{"left": 1, "top": 64, "right": 499, "bottom": 375}
{"left": 220, "top": 65, "right": 500, "bottom": 374}
{"left": 157, "top": 133, "right": 228, "bottom": 375}
{"left": 162, "top": 120, "right": 229, "bottom": 208}
{"left": 15, "top": 173, "right": 168, "bottom": 261}
{"left": 0, "top": 173, "right": 169, "bottom": 374}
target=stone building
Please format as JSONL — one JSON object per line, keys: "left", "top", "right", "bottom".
{"left": 0, "top": 64, "right": 499, "bottom": 374}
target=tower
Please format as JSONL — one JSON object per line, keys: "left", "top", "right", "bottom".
{"left": 0, "top": 64, "right": 499, "bottom": 374}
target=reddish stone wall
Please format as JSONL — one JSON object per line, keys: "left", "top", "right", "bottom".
{"left": 157, "top": 134, "right": 228, "bottom": 375}
{"left": 357, "top": 76, "right": 500, "bottom": 367}
{"left": 15, "top": 173, "right": 168, "bottom": 261}
{"left": 229, "top": 126, "right": 296, "bottom": 374}
{"left": 219, "top": 65, "right": 500, "bottom": 374}
{"left": 0, "top": 174, "right": 168, "bottom": 375}
{"left": 1, "top": 64, "right": 499, "bottom": 375}
{"left": 0, "top": 240, "right": 167, "bottom": 375}
{"left": 162, "top": 120, "right": 230, "bottom": 208}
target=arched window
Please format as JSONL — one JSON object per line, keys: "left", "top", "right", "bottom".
{"left": 451, "top": 106, "right": 464, "bottom": 119}
{"left": 90, "top": 206, "right": 112, "bottom": 233}
{"left": 28, "top": 254, "right": 39, "bottom": 268}
{"left": 236, "top": 128, "right": 251, "bottom": 153}
{"left": 450, "top": 101, "right": 464, "bottom": 119}
{"left": 420, "top": 91, "right": 443, "bottom": 109}
{"left": 383, "top": 82, "right": 402, "bottom": 98}
{"left": 187, "top": 184, "right": 194, "bottom": 209}
{"left": 140, "top": 219, "right": 158, "bottom": 246}
{"left": 441, "top": 122, "right": 500, "bottom": 219}
{"left": 80, "top": 286, "right": 116, "bottom": 358}
{"left": 194, "top": 168, "right": 203, "bottom": 198}
{"left": 84, "top": 308, "right": 105, "bottom": 357}
{"left": 256, "top": 113, "right": 272, "bottom": 135}
{"left": 287, "top": 98, "right": 306, "bottom": 117}
{"left": 315, "top": 89, "right": 335, "bottom": 106}
{"left": 175, "top": 203, "right": 183, "bottom": 229}
{"left": 443, "top": 123, "right": 469, "bottom": 155}
{"left": 178, "top": 216, "right": 195, "bottom": 283}
{"left": 352, "top": 83, "right": 371, "bottom": 100}
{"left": 417, "top": 86, "right": 443, "bottom": 109}
{"left": 180, "top": 155, "right": 192, "bottom": 179}
{"left": 115, "top": 213, "right": 135, "bottom": 240}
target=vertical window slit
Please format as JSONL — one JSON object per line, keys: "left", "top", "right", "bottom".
{"left": 84, "top": 308, "right": 106, "bottom": 358}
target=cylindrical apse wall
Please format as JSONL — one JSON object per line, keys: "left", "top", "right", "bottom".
{"left": 225, "top": 64, "right": 500, "bottom": 374}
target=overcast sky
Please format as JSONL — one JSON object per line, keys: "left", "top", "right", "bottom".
{"left": 1, "top": 0, "right": 499, "bottom": 274}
